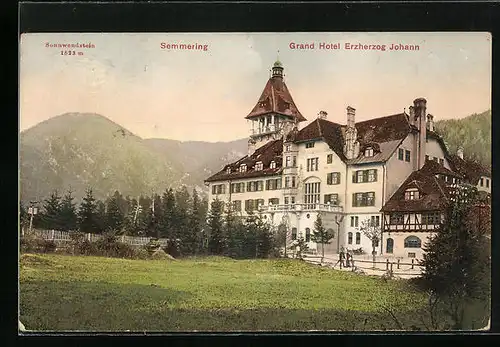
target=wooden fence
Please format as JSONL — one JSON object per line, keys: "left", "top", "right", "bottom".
{"left": 22, "top": 228, "right": 170, "bottom": 247}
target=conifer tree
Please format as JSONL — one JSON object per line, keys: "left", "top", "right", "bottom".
{"left": 160, "top": 188, "right": 177, "bottom": 239}
{"left": 41, "top": 190, "right": 62, "bottom": 230}
{"left": 311, "top": 213, "right": 335, "bottom": 263}
{"left": 207, "top": 198, "right": 225, "bottom": 255}
{"left": 420, "top": 185, "right": 490, "bottom": 329}
{"left": 78, "top": 188, "right": 99, "bottom": 234}
{"left": 59, "top": 188, "right": 78, "bottom": 231}
{"left": 175, "top": 186, "right": 191, "bottom": 254}
{"left": 105, "top": 191, "right": 125, "bottom": 233}
{"left": 95, "top": 200, "right": 107, "bottom": 233}
{"left": 184, "top": 189, "right": 203, "bottom": 255}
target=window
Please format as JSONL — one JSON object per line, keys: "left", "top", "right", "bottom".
{"left": 324, "top": 194, "right": 339, "bottom": 205}
{"left": 268, "top": 198, "right": 279, "bottom": 205}
{"left": 233, "top": 200, "right": 242, "bottom": 212}
{"left": 284, "top": 197, "right": 289, "bottom": 205}
{"left": 266, "top": 178, "right": 281, "bottom": 190}
{"left": 355, "top": 232, "right": 361, "bottom": 245}
{"left": 353, "top": 169, "right": 377, "bottom": 183}
{"left": 291, "top": 228, "right": 297, "bottom": 240}
{"left": 398, "top": 148, "right": 404, "bottom": 161}
{"left": 285, "top": 144, "right": 291, "bottom": 152}
{"left": 305, "top": 228, "right": 311, "bottom": 242}
{"left": 285, "top": 156, "right": 291, "bottom": 167}
{"left": 304, "top": 182, "right": 321, "bottom": 205}
{"left": 247, "top": 181, "right": 263, "bottom": 192}
{"left": 408, "top": 252, "right": 416, "bottom": 258}
{"left": 365, "top": 147, "right": 374, "bottom": 157}
{"left": 226, "top": 167, "right": 231, "bottom": 174}
{"left": 386, "top": 238, "right": 394, "bottom": 253}
{"left": 486, "top": 179, "right": 490, "bottom": 188}
{"left": 350, "top": 216, "right": 359, "bottom": 227}
{"left": 256, "top": 199, "right": 265, "bottom": 209}
{"left": 255, "top": 162, "right": 263, "bottom": 171}
{"left": 291, "top": 197, "right": 295, "bottom": 204}
{"left": 348, "top": 232, "right": 353, "bottom": 245}
{"left": 239, "top": 164, "right": 247, "bottom": 173}
{"left": 306, "top": 158, "right": 319, "bottom": 171}
{"left": 421, "top": 212, "right": 440, "bottom": 225}
{"left": 439, "top": 158, "right": 444, "bottom": 166}
{"left": 352, "top": 192, "right": 375, "bottom": 207}
{"left": 231, "top": 183, "right": 245, "bottom": 193}
{"left": 244, "top": 200, "right": 255, "bottom": 211}
{"left": 327, "top": 172, "right": 341, "bottom": 185}
{"left": 285, "top": 177, "right": 290, "bottom": 188}
{"left": 425, "top": 155, "right": 429, "bottom": 162}
{"left": 371, "top": 216, "right": 380, "bottom": 227}
{"left": 292, "top": 176, "right": 296, "bottom": 187}
{"left": 404, "top": 189, "right": 420, "bottom": 200}
{"left": 306, "top": 142, "right": 315, "bottom": 148}
{"left": 292, "top": 156, "right": 297, "bottom": 167}
{"left": 390, "top": 213, "right": 404, "bottom": 225}
{"left": 480, "top": 178, "right": 484, "bottom": 187}
{"left": 212, "top": 184, "right": 225, "bottom": 195}
{"left": 404, "top": 236, "right": 422, "bottom": 248}
{"left": 327, "top": 154, "right": 333, "bottom": 164}
{"left": 405, "top": 150, "right": 411, "bottom": 162}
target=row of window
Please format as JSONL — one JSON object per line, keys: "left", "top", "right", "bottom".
{"left": 352, "top": 169, "right": 377, "bottom": 183}
{"left": 398, "top": 148, "right": 411, "bottom": 162}
{"left": 425, "top": 155, "right": 445, "bottom": 166}
{"left": 385, "top": 236, "right": 422, "bottom": 253}
{"left": 349, "top": 215, "right": 380, "bottom": 227}
{"left": 234, "top": 161, "right": 277, "bottom": 174}
{"left": 290, "top": 227, "right": 336, "bottom": 242}
{"left": 352, "top": 192, "right": 375, "bottom": 207}
{"left": 389, "top": 212, "right": 441, "bottom": 225}
{"left": 479, "top": 177, "right": 490, "bottom": 188}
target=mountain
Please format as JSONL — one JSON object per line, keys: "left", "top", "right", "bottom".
{"left": 434, "top": 110, "right": 491, "bottom": 168}
{"left": 19, "top": 113, "right": 247, "bottom": 204}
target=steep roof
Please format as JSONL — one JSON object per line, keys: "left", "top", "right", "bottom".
{"left": 204, "top": 139, "right": 283, "bottom": 182}
{"left": 381, "top": 160, "right": 461, "bottom": 213}
{"left": 448, "top": 154, "right": 491, "bottom": 184}
{"left": 245, "top": 76, "right": 307, "bottom": 122}
{"left": 356, "top": 113, "right": 411, "bottom": 144}
{"left": 293, "top": 118, "right": 347, "bottom": 161}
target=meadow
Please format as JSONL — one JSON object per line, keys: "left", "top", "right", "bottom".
{"left": 19, "top": 253, "right": 487, "bottom": 331}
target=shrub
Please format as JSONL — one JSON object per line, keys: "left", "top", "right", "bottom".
{"left": 20, "top": 235, "right": 57, "bottom": 253}
{"left": 163, "top": 239, "right": 181, "bottom": 258}
{"left": 93, "top": 231, "right": 137, "bottom": 259}
{"left": 145, "top": 238, "right": 162, "bottom": 255}
{"left": 69, "top": 232, "right": 97, "bottom": 256}
{"left": 134, "top": 247, "right": 151, "bottom": 260}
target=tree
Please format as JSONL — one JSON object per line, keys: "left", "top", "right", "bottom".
{"left": 276, "top": 222, "right": 289, "bottom": 257}
{"left": 59, "top": 188, "right": 78, "bottom": 231}
{"left": 310, "top": 213, "right": 335, "bottom": 263}
{"left": 78, "top": 188, "right": 99, "bottom": 234}
{"left": 420, "top": 184, "right": 490, "bottom": 330}
{"left": 105, "top": 191, "right": 125, "bottom": 233}
{"left": 40, "top": 190, "right": 62, "bottom": 230}
{"left": 207, "top": 198, "right": 226, "bottom": 255}
{"left": 175, "top": 186, "right": 191, "bottom": 255}
{"left": 292, "top": 237, "right": 309, "bottom": 259}
{"left": 159, "top": 188, "right": 177, "bottom": 239}
{"left": 95, "top": 200, "right": 107, "bottom": 233}
{"left": 357, "top": 218, "right": 382, "bottom": 268}
{"left": 184, "top": 189, "right": 203, "bottom": 255}
{"left": 20, "top": 202, "right": 30, "bottom": 232}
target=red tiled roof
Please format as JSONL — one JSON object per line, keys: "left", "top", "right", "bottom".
{"left": 448, "top": 154, "right": 491, "bottom": 184}
{"left": 380, "top": 160, "right": 459, "bottom": 213}
{"left": 356, "top": 113, "right": 411, "bottom": 144}
{"left": 204, "top": 139, "right": 283, "bottom": 182}
{"left": 245, "top": 76, "right": 307, "bottom": 122}
{"left": 294, "top": 118, "right": 347, "bottom": 161}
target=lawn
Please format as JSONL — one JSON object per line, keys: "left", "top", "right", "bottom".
{"left": 18, "top": 253, "right": 486, "bottom": 331}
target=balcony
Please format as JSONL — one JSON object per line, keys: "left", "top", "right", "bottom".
{"left": 250, "top": 124, "right": 277, "bottom": 136}
{"left": 259, "top": 203, "right": 343, "bottom": 214}
{"left": 282, "top": 187, "right": 298, "bottom": 195}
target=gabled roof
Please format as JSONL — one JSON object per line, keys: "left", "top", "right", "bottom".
{"left": 356, "top": 113, "right": 411, "bottom": 144}
{"left": 293, "top": 118, "right": 346, "bottom": 161}
{"left": 448, "top": 154, "right": 491, "bottom": 184}
{"left": 245, "top": 76, "right": 307, "bottom": 122}
{"left": 381, "top": 160, "right": 460, "bottom": 213}
{"left": 204, "top": 139, "right": 283, "bottom": 182}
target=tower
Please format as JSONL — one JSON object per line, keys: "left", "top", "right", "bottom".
{"left": 245, "top": 60, "right": 307, "bottom": 154}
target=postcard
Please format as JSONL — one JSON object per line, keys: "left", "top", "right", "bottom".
{"left": 19, "top": 32, "right": 491, "bottom": 332}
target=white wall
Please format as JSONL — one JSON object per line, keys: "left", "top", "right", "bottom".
{"left": 385, "top": 135, "right": 415, "bottom": 201}
{"left": 381, "top": 231, "right": 435, "bottom": 259}
{"left": 477, "top": 176, "right": 491, "bottom": 194}
{"left": 426, "top": 138, "right": 451, "bottom": 169}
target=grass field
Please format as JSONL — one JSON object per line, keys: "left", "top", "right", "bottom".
{"left": 19, "top": 253, "right": 488, "bottom": 331}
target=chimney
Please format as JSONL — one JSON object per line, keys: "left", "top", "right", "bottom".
{"left": 248, "top": 138, "right": 256, "bottom": 156}
{"left": 457, "top": 146, "right": 464, "bottom": 159}
{"left": 408, "top": 106, "right": 416, "bottom": 127}
{"left": 414, "top": 97, "right": 427, "bottom": 170}
{"left": 426, "top": 114, "right": 434, "bottom": 132}
{"left": 318, "top": 110, "right": 328, "bottom": 120}
{"left": 347, "top": 106, "right": 356, "bottom": 127}
{"left": 344, "top": 106, "right": 359, "bottom": 159}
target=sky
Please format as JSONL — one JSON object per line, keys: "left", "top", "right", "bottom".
{"left": 20, "top": 32, "right": 491, "bottom": 142}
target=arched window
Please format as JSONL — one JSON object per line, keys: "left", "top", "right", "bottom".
{"left": 386, "top": 238, "right": 394, "bottom": 253}
{"left": 355, "top": 232, "right": 361, "bottom": 244}
{"left": 348, "top": 232, "right": 353, "bottom": 245}
{"left": 305, "top": 228, "right": 311, "bottom": 242}
{"left": 326, "top": 228, "right": 335, "bottom": 239}
{"left": 404, "top": 236, "right": 422, "bottom": 248}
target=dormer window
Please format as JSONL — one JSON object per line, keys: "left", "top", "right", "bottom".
{"left": 270, "top": 161, "right": 276, "bottom": 169}
{"left": 284, "top": 102, "right": 290, "bottom": 109}
{"left": 226, "top": 167, "right": 231, "bottom": 174}
{"left": 259, "top": 102, "right": 265, "bottom": 108}
{"left": 404, "top": 188, "right": 420, "bottom": 200}
{"left": 305, "top": 142, "right": 315, "bottom": 149}
{"left": 239, "top": 164, "right": 247, "bottom": 173}
{"left": 255, "top": 161, "right": 263, "bottom": 171}
{"left": 364, "top": 147, "right": 374, "bottom": 157}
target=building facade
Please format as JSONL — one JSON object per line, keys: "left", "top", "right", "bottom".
{"left": 205, "top": 61, "right": 491, "bottom": 258}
